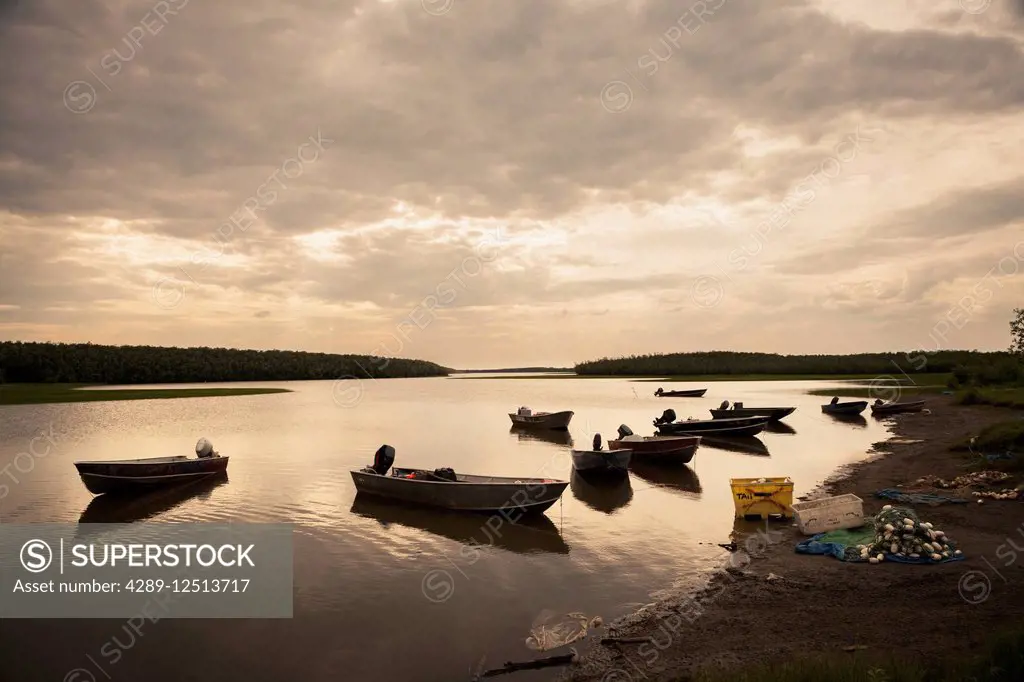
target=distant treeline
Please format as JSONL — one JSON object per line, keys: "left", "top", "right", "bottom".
{"left": 0, "top": 342, "right": 451, "bottom": 385}
{"left": 574, "top": 351, "right": 1023, "bottom": 383}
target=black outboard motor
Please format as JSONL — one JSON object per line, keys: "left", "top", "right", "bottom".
{"left": 831, "top": 396, "right": 839, "bottom": 405}
{"left": 372, "top": 444, "right": 395, "bottom": 475}
{"left": 617, "top": 424, "right": 633, "bottom": 439}
{"left": 432, "top": 467, "right": 457, "bottom": 481}
{"left": 655, "top": 387, "right": 663, "bottom": 396}
{"left": 592, "top": 433, "right": 603, "bottom": 451}
{"left": 654, "top": 408, "right": 677, "bottom": 425}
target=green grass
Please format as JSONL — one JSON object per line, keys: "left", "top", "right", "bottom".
{"left": 958, "top": 387, "right": 1024, "bottom": 410}
{"left": 689, "top": 623, "right": 1024, "bottom": 682}
{"left": 807, "top": 385, "right": 947, "bottom": 399}
{"left": 459, "top": 373, "right": 953, "bottom": 383}
{"left": 950, "top": 419, "right": 1024, "bottom": 473}
{"left": 0, "top": 383, "right": 292, "bottom": 406}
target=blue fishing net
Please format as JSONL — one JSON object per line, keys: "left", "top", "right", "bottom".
{"left": 875, "top": 489, "right": 968, "bottom": 505}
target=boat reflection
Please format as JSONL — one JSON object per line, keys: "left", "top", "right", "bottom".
{"left": 78, "top": 471, "right": 229, "bottom": 525}
{"left": 629, "top": 462, "right": 702, "bottom": 498}
{"left": 827, "top": 414, "right": 869, "bottom": 428}
{"left": 764, "top": 422, "right": 797, "bottom": 435}
{"left": 700, "top": 436, "right": 771, "bottom": 457}
{"left": 349, "top": 495, "right": 570, "bottom": 555}
{"left": 509, "top": 425, "right": 573, "bottom": 447}
{"left": 569, "top": 470, "right": 633, "bottom": 514}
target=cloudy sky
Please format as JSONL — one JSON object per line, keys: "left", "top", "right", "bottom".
{"left": 1, "top": 0, "right": 1022, "bottom": 368}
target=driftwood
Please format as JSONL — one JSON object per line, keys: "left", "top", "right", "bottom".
{"left": 473, "top": 652, "right": 576, "bottom": 679}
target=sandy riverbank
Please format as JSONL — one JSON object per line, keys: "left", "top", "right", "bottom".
{"left": 563, "top": 396, "right": 1024, "bottom": 681}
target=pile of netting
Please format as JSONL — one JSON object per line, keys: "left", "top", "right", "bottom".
{"left": 846, "top": 505, "right": 963, "bottom": 564}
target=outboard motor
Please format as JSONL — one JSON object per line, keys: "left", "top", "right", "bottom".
{"left": 719, "top": 400, "right": 730, "bottom": 410}
{"left": 654, "top": 408, "right": 677, "bottom": 425}
{"left": 196, "top": 438, "right": 215, "bottom": 458}
{"left": 831, "top": 396, "right": 839, "bottom": 405}
{"left": 617, "top": 424, "right": 634, "bottom": 439}
{"left": 655, "top": 387, "right": 663, "bottom": 396}
{"left": 372, "top": 444, "right": 396, "bottom": 475}
{"left": 592, "top": 433, "right": 602, "bottom": 451}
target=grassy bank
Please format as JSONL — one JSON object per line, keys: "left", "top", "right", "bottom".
{"left": 460, "top": 373, "right": 953, "bottom": 383}
{"left": 0, "top": 383, "right": 292, "bottom": 406}
{"left": 959, "top": 387, "right": 1024, "bottom": 409}
{"left": 693, "top": 623, "right": 1024, "bottom": 682}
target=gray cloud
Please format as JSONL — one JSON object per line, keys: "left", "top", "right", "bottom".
{"left": 1, "top": 0, "right": 1022, "bottom": 363}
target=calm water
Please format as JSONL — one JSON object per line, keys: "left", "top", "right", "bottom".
{"left": 0, "top": 376, "right": 889, "bottom": 682}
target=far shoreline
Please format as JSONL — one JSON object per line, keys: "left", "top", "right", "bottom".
{"left": 0, "top": 383, "right": 293, "bottom": 406}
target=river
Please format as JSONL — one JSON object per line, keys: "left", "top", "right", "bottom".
{"left": 0, "top": 375, "right": 890, "bottom": 682}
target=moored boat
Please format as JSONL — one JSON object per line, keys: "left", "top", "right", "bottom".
{"left": 570, "top": 434, "right": 631, "bottom": 478}
{"left": 822, "top": 397, "right": 868, "bottom": 416}
{"left": 870, "top": 399, "right": 926, "bottom": 416}
{"left": 653, "top": 409, "right": 769, "bottom": 437}
{"left": 73, "top": 438, "right": 229, "bottom": 496}
{"left": 508, "top": 407, "right": 574, "bottom": 430}
{"left": 570, "top": 448, "right": 632, "bottom": 477}
{"left": 607, "top": 425, "right": 699, "bottom": 464}
{"left": 709, "top": 401, "right": 796, "bottom": 422}
{"left": 350, "top": 445, "right": 568, "bottom": 514}
{"left": 655, "top": 387, "right": 707, "bottom": 398}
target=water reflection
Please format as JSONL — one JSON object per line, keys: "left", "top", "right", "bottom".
{"left": 569, "top": 471, "right": 633, "bottom": 514}
{"left": 629, "top": 462, "right": 701, "bottom": 497}
{"left": 765, "top": 422, "right": 797, "bottom": 435}
{"left": 78, "top": 472, "right": 230, "bottom": 525}
{"left": 700, "top": 436, "right": 771, "bottom": 457}
{"left": 826, "top": 414, "right": 869, "bottom": 428}
{"left": 729, "top": 516, "right": 790, "bottom": 548}
{"left": 509, "top": 425, "right": 573, "bottom": 447}
{"left": 349, "top": 496, "right": 570, "bottom": 555}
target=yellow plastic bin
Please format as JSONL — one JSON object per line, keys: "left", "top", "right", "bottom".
{"left": 729, "top": 477, "right": 794, "bottom": 519}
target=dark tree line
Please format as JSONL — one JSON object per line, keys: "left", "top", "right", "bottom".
{"left": 1012, "top": 308, "right": 1024, "bottom": 357}
{"left": 574, "top": 350, "right": 1022, "bottom": 383}
{"left": 0, "top": 342, "right": 451, "bottom": 385}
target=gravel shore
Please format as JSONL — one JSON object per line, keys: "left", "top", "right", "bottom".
{"left": 563, "top": 397, "right": 1024, "bottom": 681}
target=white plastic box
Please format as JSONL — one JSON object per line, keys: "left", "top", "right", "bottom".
{"left": 790, "top": 494, "right": 865, "bottom": 535}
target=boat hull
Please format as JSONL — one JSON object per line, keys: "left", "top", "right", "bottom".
{"left": 656, "top": 416, "right": 769, "bottom": 437}
{"left": 570, "top": 449, "right": 632, "bottom": 477}
{"left": 74, "top": 456, "right": 229, "bottom": 496}
{"left": 656, "top": 389, "right": 707, "bottom": 398}
{"left": 870, "top": 401, "right": 926, "bottom": 416}
{"left": 709, "top": 407, "right": 796, "bottom": 421}
{"left": 822, "top": 401, "right": 868, "bottom": 415}
{"left": 508, "top": 410, "right": 574, "bottom": 430}
{"left": 350, "top": 469, "right": 568, "bottom": 514}
{"left": 607, "top": 436, "right": 699, "bottom": 464}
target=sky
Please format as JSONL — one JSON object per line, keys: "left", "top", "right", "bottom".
{"left": 0, "top": 0, "right": 1022, "bottom": 369}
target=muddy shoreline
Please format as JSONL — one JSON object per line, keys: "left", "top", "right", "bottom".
{"left": 564, "top": 396, "right": 1024, "bottom": 681}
